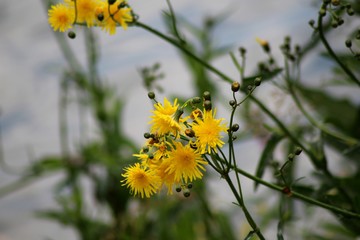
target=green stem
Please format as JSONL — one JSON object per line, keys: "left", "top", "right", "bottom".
{"left": 223, "top": 173, "right": 266, "bottom": 240}
{"left": 228, "top": 163, "right": 360, "bottom": 219}
{"left": 317, "top": 11, "right": 360, "bottom": 87}
{"left": 135, "top": 21, "right": 233, "bottom": 83}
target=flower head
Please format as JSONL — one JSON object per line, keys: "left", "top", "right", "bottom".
{"left": 192, "top": 109, "right": 227, "bottom": 154}
{"left": 149, "top": 98, "right": 182, "bottom": 136}
{"left": 69, "top": 0, "right": 98, "bottom": 27}
{"left": 48, "top": 3, "right": 75, "bottom": 32}
{"left": 96, "top": 0, "right": 133, "bottom": 35}
{"left": 121, "top": 163, "right": 161, "bottom": 198}
{"left": 166, "top": 142, "right": 207, "bottom": 183}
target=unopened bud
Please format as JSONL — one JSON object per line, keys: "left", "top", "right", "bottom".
{"left": 204, "top": 100, "right": 212, "bottom": 111}
{"left": 254, "top": 78, "right": 262, "bottom": 86}
{"left": 185, "top": 128, "right": 195, "bottom": 138}
{"left": 231, "top": 123, "right": 240, "bottom": 132}
{"left": 148, "top": 91, "right": 155, "bottom": 99}
{"left": 68, "top": 31, "right": 76, "bottom": 39}
{"left": 231, "top": 82, "right": 241, "bottom": 92}
{"left": 295, "top": 147, "right": 302, "bottom": 155}
{"left": 345, "top": 39, "right": 352, "bottom": 48}
{"left": 203, "top": 91, "right": 211, "bottom": 101}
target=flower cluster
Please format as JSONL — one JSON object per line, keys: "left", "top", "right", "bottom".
{"left": 122, "top": 95, "right": 228, "bottom": 198}
{"left": 48, "top": 0, "right": 134, "bottom": 35}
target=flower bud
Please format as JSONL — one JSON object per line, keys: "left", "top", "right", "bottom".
{"left": 308, "top": 19, "right": 315, "bottom": 27}
{"left": 183, "top": 188, "right": 191, "bottom": 197}
{"left": 231, "top": 82, "right": 241, "bottom": 92}
{"left": 68, "top": 31, "right": 76, "bottom": 39}
{"left": 229, "top": 100, "right": 236, "bottom": 107}
{"left": 288, "top": 153, "right": 295, "bottom": 161}
{"left": 176, "top": 186, "right": 182, "bottom": 192}
{"left": 204, "top": 100, "right": 212, "bottom": 111}
{"left": 144, "top": 132, "right": 151, "bottom": 139}
{"left": 254, "top": 78, "right": 262, "bottom": 86}
{"left": 148, "top": 91, "right": 155, "bottom": 99}
{"left": 203, "top": 91, "right": 211, "bottom": 101}
{"left": 345, "top": 39, "right": 352, "bottom": 48}
{"left": 97, "top": 13, "right": 104, "bottom": 21}
{"left": 331, "top": 0, "right": 340, "bottom": 6}
{"left": 187, "top": 183, "right": 193, "bottom": 189}
{"left": 185, "top": 128, "right": 195, "bottom": 138}
{"left": 192, "top": 97, "right": 201, "bottom": 104}
{"left": 108, "top": 0, "right": 116, "bottom": 5}
{"left": 295, "top": 147, "right": 302, "bottom": 155}
{"left": 231, "top": 123, "right": 240, "bottom": 132}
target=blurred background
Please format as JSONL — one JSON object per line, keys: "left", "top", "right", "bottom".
{"left": 1, "top": 0, "right": 359, "bottom": 239}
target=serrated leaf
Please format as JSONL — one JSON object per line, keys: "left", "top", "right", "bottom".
{"left": 254, "top": 134, "right": 283, "bottom": 190}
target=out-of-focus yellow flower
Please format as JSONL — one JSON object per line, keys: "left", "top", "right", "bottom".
{"left": 48, "top": 3, "right": 75, "bottom": 32}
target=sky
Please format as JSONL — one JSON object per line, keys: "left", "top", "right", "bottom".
{"left": 0, "top": 0, "right": 347, "bottom": 239}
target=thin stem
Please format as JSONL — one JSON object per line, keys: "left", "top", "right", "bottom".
{"left": 223, "top": 173, "right": 265, "bottom": 240}
{"left": 228, "top": 163, "right": 360, "bottom": 219}
{"left": 135, "top": 21, "right": 233, "bottom": 84}
{"left": 317, "top": 11, "right": 360, "bottom": 87}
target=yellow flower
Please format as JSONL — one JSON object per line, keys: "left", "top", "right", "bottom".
{"left": 166, "top": 142, "right": 207, "bottom": 183}
{"left": 192, "top": 109, "right": 227, "bottom": 154}
{"left": 149, "top": 98, "right": 182, "bottom": 136}
{"left": 156, "top": 159, "right": 178, "bottom": 195}
{"left": 122, "top": 163, "right": 161, "bottom": 198}
{"left": 95, "top": 0, "right": 133, "bottom": 35}
{"left": 67, "top": 0, "right": 98, "bottom": 27}
{"left": 48, "top": 3, "right": 75, "bottom": 32}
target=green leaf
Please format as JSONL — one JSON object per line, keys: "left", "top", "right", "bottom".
{"left": 296, "top": 84, "right": 360, "bottom": 138}
{"left": 254, "top": 134, "right": 283, "bottom": 190}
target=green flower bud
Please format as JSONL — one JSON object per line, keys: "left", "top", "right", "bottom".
{"left": 187, "top": 183, "right": 193, "bottom": 189}
{"left": 254, "top": 78, "right": 262, "bottom": 86}
{"left": 192, "top": 97, "right": 201, "bottom": 104}
{"left": 148, "top": 91, "right": 155, "bottom": 99}
{"left": 204, "top": 100, "right": 212, "bottom": 111}
{"left": 176, "top": 186, "right": 182, "bottom": 192}
{"left": 108, "top": 0, "right": 116, "bottom": 5}
{"left": 144, "top": 132, "right": 151, "bottom": 139}
{"left": 345, "top": 39, "right": 352, "bottom": 48}
{"left": 229, "top": 100, "right": 236, "bottom": 107}
{"left": 288, "top": 153, "right": 295, "bottom": 161}
{"left": 203, "top": 91, "right": 211, "bottom": 101}
{"left": 295, "top": 147, "right": 302, "bottom": 155}
{"left": 308, "top": 19, "right": 315, "bottom": 27}
{"left": 97, "top": 13, "right": 104, "bottom": 21}
{"left": 183, "top": 189, "right": 191, "bottom": 197}
{"left": 231, "top": 123, "right": 240, "bottom": 132}
{"left": 68, "top": 31, "right": 76, "bottom": 39}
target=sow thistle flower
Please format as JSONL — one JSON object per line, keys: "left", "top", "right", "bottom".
{"left": 192, "top": 109, "right": 228, "bottom": 154}
{"left": 47, "top": 0, "right": 134, "bottom": 35}
{"left": 122, "top": 94, "right": 229, "bottom": 198}
{"left": 48, "top": 3, "right": 75, "bottom": 32}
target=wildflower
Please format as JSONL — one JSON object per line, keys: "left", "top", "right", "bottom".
{"left": 156, "top": 159, "right": 178, "bottom": 194}
{"left": 256, "top": 37, "right": 271, "bottom": 52}
{"left": 48, "top": 3, "right": 75, "bottom": 32}
{"left": 121, "top": 163, "right": 161, "bottom": 198}
{"left": 66, "top": 0, "right": 98, "bottom": 27}
{"left": 166, "top": 142, "right": 207, "bottom": 183}
{"left": 192, "top": 109, "right": 227, "bottom": 154}
{"left": 96, "top": 0, "right": 133, "bottom": 35}
{"left": 149, "top": 98, "right": 182, "bottom": 136}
